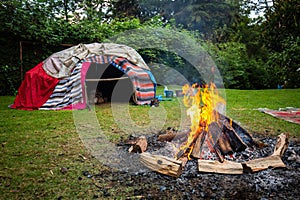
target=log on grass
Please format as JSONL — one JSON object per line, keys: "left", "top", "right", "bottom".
{"left": 198, "top": 159, "right": 244, "bottom": 174}
{"left": 242, "top": 133, "right": 289, "bottom": 173}
{"left": 140, "top": 152, "right": 183, "bottom": 177}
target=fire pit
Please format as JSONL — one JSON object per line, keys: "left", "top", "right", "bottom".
{"left": 91, "top": 133, "right": 299, "bottom": 199}
{"left": 124, "top": 84, "right": 290, "bottom": 177}
{"left": 89, "top": 83, "right": 299, "bottom": 199}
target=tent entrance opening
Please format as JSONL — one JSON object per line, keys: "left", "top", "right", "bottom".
{"left": 85, "top": 63, "right": 134, "bottom": 104}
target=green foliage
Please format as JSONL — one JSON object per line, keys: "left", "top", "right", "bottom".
{"left": 261, "top": 0, "right": 299, "bottom": 52}
{"left": 106, "top": 24, "right": 209, "bottom": 84}
{"left": 0, "top": 66, "right": 19, "bottom": 96}
{"left": 207, "top": 42, "right": 269, "bottom": 89}
{"left": 0, "top": 0, "right": 299, "bottom": 95}
{"left": 110, "top": 0, "right": 240, "bottom": 40}
{"left": 259, "top": 0, "right": 300, "bottom": 88}
{"left": 0, "top": 0, "right": 145, "bottom": 95}
{"left": 267, "top": 37, "right": 300, "bottom": 88}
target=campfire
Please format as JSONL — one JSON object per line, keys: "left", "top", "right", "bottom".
{"left": 125, "top": 83, "right": 289, "bottom": 177}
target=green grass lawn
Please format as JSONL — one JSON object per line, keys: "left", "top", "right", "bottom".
{"left": 225, "top": 89, "right": 300, "bottom": 137}
{"left": 0, "top": 88, "right": 299, "bottom": 199}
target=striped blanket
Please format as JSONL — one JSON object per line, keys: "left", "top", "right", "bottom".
{"left": 40, "top": 56, "right": 156, "bottom": 110}
{"left": 39, "top": 63, "right": 84, "bottom": 110}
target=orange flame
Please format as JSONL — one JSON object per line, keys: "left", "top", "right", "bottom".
{"left": 177, "top": 83, "right": 226, "bottom": 159}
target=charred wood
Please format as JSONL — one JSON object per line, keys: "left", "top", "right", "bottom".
{"left": 191, "top": 131, "right": 206, "bottom": 159}
{"left": 207, "top": 122, "right": 225, "bottom": 162}
{"left": 219, "top": 113, "right": 257, "bottom": 147}
{"left": 157, "top": 128, "right": 187, "bottom": 142}
{"left": 222, "top": 120, "right": 247, "bottom": 152}
{"left": 217, "top": 132, "right": 233, "bottom": 155}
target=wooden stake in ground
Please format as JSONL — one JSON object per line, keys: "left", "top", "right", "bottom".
{"left": 140, "top": 153, "right": 183, "bottom": 177}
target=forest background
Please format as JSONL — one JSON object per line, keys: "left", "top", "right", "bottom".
{"left": 0, "top": 0, "right": 299, "bottom": 95}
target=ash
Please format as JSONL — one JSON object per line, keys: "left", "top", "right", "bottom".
{"left": 90, "top": 134, "right": 300, "bottom": 199}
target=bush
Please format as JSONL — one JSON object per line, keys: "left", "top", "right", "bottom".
{"left": 206, "top": 42, "right": 270, "bottom": 89}
{"left": 0, "top": 65, "right": 19, "bottom": 96}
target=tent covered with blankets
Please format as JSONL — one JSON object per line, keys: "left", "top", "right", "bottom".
{"left": 10, "top": 43, "right": 157, "bottom": 110}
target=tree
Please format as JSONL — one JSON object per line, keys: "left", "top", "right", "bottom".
{"left": 206, "top": 41, "right": 269, "bottom": 89}
{"left": 110, "top": 0, "right": 240, "bottom": 40}
{"left": 261, "top": 0, "right": 300, "bottom": 88}
{"left": 0, "top": 0, "right": 143, "bottom": 95}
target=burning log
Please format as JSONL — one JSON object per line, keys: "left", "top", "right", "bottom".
{"left": 242, "top": 133, "right": 289, "bottom": 172}
{"left": 217, "top": 133, "right": 233, "bottom": 155}
{"left": 220, "top": 113, "right": 257, "bottom": 147}
{"left": 198, "top": 160, "right": 244, "bottom": 174}
{"left": 140, "top": 152, "right": 183, "bottom": 177}
{"left": 158, "top": 129, "right": 189, "bottom": 143}
{"left": 191, "top": 131, "right": 206, "bottom": 159}
{"left": 222, "top": 119, "right": 247, "bottom": 152}
{"left": 207, "top": 122, "right": 225, "bottom": 162}
{"left": 176, "top": 117, "right": 256, "bottom": 162}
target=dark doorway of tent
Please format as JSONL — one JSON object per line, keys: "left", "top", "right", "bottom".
{"left": 85, "top": 63, "right": 135, "bottom": 105}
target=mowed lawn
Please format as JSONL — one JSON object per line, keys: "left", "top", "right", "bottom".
{"left": 0, "top": 88, "right": 299, "bottom": 199}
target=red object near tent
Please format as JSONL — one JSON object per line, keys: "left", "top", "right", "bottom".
{"left": 10, "top": 62, "right": 59, "bottom": 110}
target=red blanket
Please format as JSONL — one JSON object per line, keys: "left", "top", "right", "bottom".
{"left": 10, "top": 62, "right": 59, "bottom": 110}
{"left": 259, "top": 108, "right": 300, "bottom": 125}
